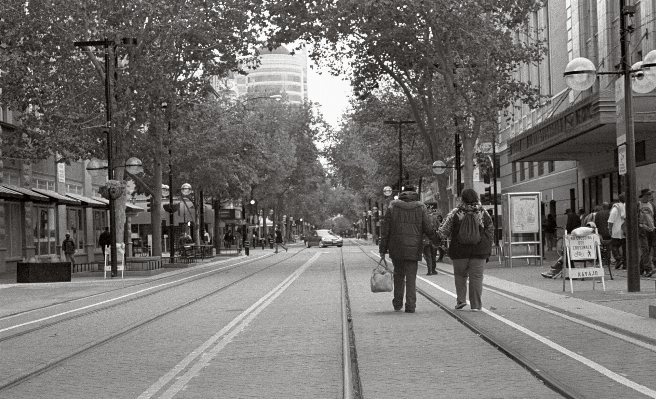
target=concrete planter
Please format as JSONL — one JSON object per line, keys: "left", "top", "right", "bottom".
{"left": 17, "top": 262, "right": 71, "bottom": 283}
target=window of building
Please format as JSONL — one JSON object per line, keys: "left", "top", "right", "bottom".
{"left": 5, "top": 173, "right": 20, "bottom": 186}
{"left": 512, "top": 162, "right": 517, "bottom": 183}
{"left": 548, "top": 161, "right": 555, "bottom": 173}
{"left": 67, "top": 208, "right": 85, "bottom": 251}
{"left": 538, "top": 161, "right": 544, "bottom": 175}
{"left": 66, "top": 184, "right": 84, "bottom": 195}
{"left": 35, "top": 179, "right": 55, "bottom": 191}
{"left": 519, "top": 162, "right": 526, "bottom": 181}
{"left": 6, "top": 202, "right": 22, "bottom": 258}
{"left": 528, "top": 161, "right": 534, "bottom": 178}
{"left": 33, "top": 206, "right": 57, "bottom": 255}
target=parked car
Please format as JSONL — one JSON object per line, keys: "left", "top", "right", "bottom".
{"left": 304, "top": 229, "right": 343, "bottom": 248}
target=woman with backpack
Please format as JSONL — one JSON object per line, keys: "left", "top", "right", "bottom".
{"left": 437, "top": 188, "right": 494, "bottom": 312}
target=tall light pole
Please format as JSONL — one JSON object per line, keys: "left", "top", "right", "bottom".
{"left": 74, "top": 37, "right": 136, "bottom": 278}
{"left": 384, "top": 120, "right": 416, "bottom": 191}
{"left": 161, "top": 101, "right": 175, "bottom": 264}
{"left": 564, "top": 1, "right": 656, "bottom": 292}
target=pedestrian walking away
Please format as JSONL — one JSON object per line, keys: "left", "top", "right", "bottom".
{"left": 438, "top": 188, "right": 494, "bottom": 311}
{"left": 98, "top": 227, "right": 111, "bottom": 256}
{"left": 423, "top": 208, "right": 438, "bottom": 275}
{"left": 275, "top": 226, "right": 287, "bottom": 253}
{"left": 379, "top": 186, "right": 438, "bottom": 313}
{"left": 62, "top": 233, "right": 76, "bottom": 269}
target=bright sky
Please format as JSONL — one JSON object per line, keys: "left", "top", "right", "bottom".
{"left": 306, "top": 65, "right": 352, "bottom": 130}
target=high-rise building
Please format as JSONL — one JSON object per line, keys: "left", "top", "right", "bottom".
{"left": 223, "top": 45, "right": 308, "bottom": 103}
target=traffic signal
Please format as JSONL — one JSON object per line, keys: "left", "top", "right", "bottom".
{"left": 147, "top": 197, "right": 153, "bottom": 213}
{"left": 482, "top": 186, "right": 492, "bottom": 204}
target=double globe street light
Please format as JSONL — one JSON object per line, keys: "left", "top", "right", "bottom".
{"left": 562, "top": 2, "right": 656, "bottom": 292}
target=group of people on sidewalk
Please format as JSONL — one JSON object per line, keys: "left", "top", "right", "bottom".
{"left": 541, "top": 188, "right": 656, "bottom": 279}
{"left": 378, "top": 187, "right": 493, "bottom": 313}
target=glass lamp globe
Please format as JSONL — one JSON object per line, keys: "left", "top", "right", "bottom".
{"left": 631, "top": 61, "right": 656, "bottom": 94}
{"left": 641, "top": 50, "right": 656, "bottom": 81}
{"left": 564, "top": 57, "right": 596, "bottom": 91}
{"left": 181, "top": 183, "right": 192, "bottom": 196}
{"left": 125, "top": 157, "right": 143, "bottom": 174}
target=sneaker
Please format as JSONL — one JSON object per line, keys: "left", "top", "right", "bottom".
{"left": 647, "top": 270, "right": 656, "bottom": 278}
{"left": 455, "top": 302, "right": 467, "bottom": 310}
{"left": 405, "top": 308, "right": 415, "bottom": 313}
{"left": 471, "top": 308, "right": 481, "bottom": 312}
{"left": 394, "top": 306, "right": 402, "bottom": 311}
{"left": 541, "top": 270, "right": 560, "bottom": 278}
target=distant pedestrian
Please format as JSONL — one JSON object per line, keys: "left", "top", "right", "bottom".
{"left": 423, "top": 208, "right": 438, "bottom": 275}
{"left": 275, "top": 226, "right": 287, "bottom": 253}
{"left": 543, "top": 214, "right": 557, "bottom": 251}
{"left": 379, "top": 186, "right": 437, "bottom": 313}
{"left": 224, "top": 230, "right": 234, "bottom": 249}
{"left": 638, "top": 188, "right": 655, "bottom": 276}
{"left": 438, "top": 189, "right": 494, "bottom": 312}
{"left": 565, "top": 208, "right": 581, "bottom": 234}
{"left": 595, "top": 203, "right": 612, "bottom": 266}
{"left": 98, "top": 227, "right": 111, "bottom": 256}
{"left": 435, "top": 215, "right": 446, "bottom": 262}
{"left": 608, "top": 194, "right": 626, "bottom": 269}
{"left": 62, "top": 233, "right": 76, "bottom": 268}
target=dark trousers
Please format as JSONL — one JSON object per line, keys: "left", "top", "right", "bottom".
{"left": 391, "top": 259, "right": 418, "bottom": 311}
{"left": 423, "top": 244, "right": 437, "bottom": 273}
{"left": 610, "top": 238, "right": 626, "bottom": 267}
{"left": 639, "top": 230, "right": 654, "bottom": 273}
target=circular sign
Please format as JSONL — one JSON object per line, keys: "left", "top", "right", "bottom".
{"left": 383, "top": 186, "right": 393, "bottom": 196}
{"left": 432, "top": 160, "right": 446, "bottom": 175}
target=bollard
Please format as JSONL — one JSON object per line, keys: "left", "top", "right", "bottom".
{"left": 245, "top": 241, "right": 250, "bottom": 256}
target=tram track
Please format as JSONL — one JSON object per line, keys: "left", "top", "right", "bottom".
{"left": 0, "top": 250, "right": 305, "bottom": 392}
{"left": 347, "top": 240, "right": 581, "bottom": 399}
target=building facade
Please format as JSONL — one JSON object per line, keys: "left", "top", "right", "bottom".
{"left": 498, "top": 0, "right": 656, "bottom": 229}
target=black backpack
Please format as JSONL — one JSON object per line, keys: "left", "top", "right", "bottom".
{"left": 457, "top": 210, "right": 482, "bottom": 245}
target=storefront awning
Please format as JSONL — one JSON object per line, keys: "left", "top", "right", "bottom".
{"left": 0, "top": 184, "right": 50, "bottom": 202}
{"left": 0, "top": 185, "right": 25, "bottom": 200}
{"left": 65, "top": 193, "right": 108, "bottom": 208}
{"left": 32, "top": 188, "right": 81, "bottom": 206}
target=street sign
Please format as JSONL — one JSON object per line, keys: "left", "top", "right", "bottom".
{"left": 432, "top": 160, "right": 446, "bottom": 175}
{"left": 618, "top": 144, "right": 627, "bottom": 175}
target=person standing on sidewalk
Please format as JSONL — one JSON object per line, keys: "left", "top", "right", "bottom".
{"left": 438, "top": 189, "right": 494, "bottom": 312}
{"left": 98, "top": 227, "right": 111, "bottom": 257}
{"left": 608, "top": 194, "right": 627, "bottom": 269}
{"left": 274, "top": 226, "right": 287, "bottom": 253}
{"left": 62, "top": 233, "right": 76, "bottom": 270}
{"left": 638, "top": 189, "right": 655, "bottom": 276}
{"left": 379, "top": 186, "right": 437, "bottom": 313}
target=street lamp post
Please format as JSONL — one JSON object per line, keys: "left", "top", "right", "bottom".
{"left": 161, "top": 101, "right": 175, "bottom": 264}
{"left": 384, "top": 120, "right": 416, "bottom": 191}
{"left": 74, "top": 37, "right": 136, "bottom": 278}
{"left": 563, "top": 1, "right": 656, "bottom": 292}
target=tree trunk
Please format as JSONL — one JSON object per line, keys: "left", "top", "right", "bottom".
{"left": 461, "top": 134, "right": 475, "bottom": 190}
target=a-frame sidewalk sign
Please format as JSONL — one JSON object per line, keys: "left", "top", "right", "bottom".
{"left": 562, "top": 228, "right": 606, "bottom": 293}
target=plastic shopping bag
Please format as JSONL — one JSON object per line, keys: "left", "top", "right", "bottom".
{"left": 370, "top": 258, "right": 393, "bottom": 293}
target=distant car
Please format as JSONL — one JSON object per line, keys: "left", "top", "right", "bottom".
{"left": 304, "top": 229, "right": 343, "bottom": 248}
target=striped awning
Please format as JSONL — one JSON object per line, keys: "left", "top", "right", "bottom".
{"left": 65, "top": 193, "right": 108, "bottom": 208}
{"left": 0, "top": 184, "right": 50, "bottom": 202}
{"left": 0, "top": 185, "right": 25, "bottom": 200}
{"left": 32, "top": 188, "right": 81, "bottom": 205}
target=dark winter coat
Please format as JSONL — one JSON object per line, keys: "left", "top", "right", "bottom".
{"left": 379, "top": 191, "right": 436, "bottom": 261}
{"left": 438, "top": 203, "right": 494, "bottom": 260}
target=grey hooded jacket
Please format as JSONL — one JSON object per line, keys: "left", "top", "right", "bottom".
{"left": 379, "top": 191, "right": 436, "bottom": 261}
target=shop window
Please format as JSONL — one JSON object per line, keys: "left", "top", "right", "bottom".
{"left": 6, "top": 203, "right": 22, "bottom": 257}
{"left": 33, "top": 206, "right": 56, "bottom": 255}
{"left": 67, "top": 208, "right": 85, "bottom": 251}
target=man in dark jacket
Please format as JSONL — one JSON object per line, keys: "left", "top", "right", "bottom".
{"left": 379, "top": 187, "right": 436, "bottom": 313}
{"left": 98, "top": 227, "right": 111, "bottom": 256}
{"left": 565, "top": 209, "right": 581, "bottom": 233}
